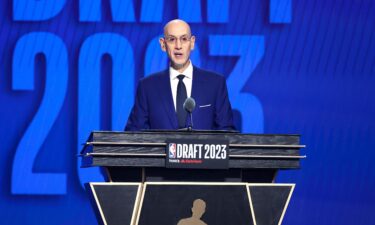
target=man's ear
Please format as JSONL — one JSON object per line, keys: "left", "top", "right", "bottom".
{"left": 190, "top": 36, "right": 196, "bottom": 50}
{"left": 159, "top": 37, "right": 166, "bottom": 52}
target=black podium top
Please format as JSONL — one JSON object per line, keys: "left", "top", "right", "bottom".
{"left": 80, "top": 130, "right": 305, "bottom": 170}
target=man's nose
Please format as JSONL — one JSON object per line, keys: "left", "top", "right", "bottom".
{"left": 175, "top": 39, "right": 182, "bottom": 49}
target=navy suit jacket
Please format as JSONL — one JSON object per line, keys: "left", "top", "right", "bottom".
{"left": 125, "top": 66, "right": 234, "bottom": 131}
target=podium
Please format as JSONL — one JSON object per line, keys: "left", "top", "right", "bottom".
{"left": 81, "top": 131, "right": 305, "bottom": 225}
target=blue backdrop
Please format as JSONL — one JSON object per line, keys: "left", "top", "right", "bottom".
{"left": 1, "top": 0, "right": 374, "bottom": 224}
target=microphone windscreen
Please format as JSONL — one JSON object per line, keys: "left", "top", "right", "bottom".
{"left": 183, "top": 97, "right": 196, "bottom": 113}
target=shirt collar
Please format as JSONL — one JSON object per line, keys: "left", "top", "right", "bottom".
{"left": 169, "top": 60, "right": 193, "bottom": 80}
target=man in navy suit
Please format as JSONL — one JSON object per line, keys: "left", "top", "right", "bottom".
{"left": 125, "top": 19, "right": 234, "bottom": 131}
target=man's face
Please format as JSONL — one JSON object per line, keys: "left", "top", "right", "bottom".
{"left": 159, "top": 21, "right": 195, "bottom": 71}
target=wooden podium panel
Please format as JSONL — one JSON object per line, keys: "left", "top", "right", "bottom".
{"left": 81, "top": 131, "right": 305, "bottom": 170}
{"left": 89, "top": 182, "right": 295, "bottom": 225}
{"left": 137, "top": 183, "right": 254, "bottom": 225}
{"left": 89, "top": 183, "right": 142, "bottom": 225}
{"left": 248, "top": 184, "right": 295, "bottom": 225}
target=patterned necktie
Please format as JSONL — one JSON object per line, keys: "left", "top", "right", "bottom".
{"left": 176, "top": 75, "right": 187, "bottom": 128}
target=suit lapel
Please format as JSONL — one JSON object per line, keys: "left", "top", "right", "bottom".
{"left": 158, "top": 70, "right": 178, "bottom": 128}
{"left": 191, "top": 66, "right": 205, "bottom": 104}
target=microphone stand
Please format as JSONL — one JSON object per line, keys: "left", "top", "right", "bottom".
{"left": 187, "top": 112, "right": 193, "bottom": 131}
{"left": 178, "top": 112, "right": 194, "bottom": 132}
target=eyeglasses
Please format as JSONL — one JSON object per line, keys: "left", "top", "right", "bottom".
{"left": 164, "top": 35, "right": 192, "bottom": 45}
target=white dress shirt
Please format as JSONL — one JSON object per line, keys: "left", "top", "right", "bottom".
{"left": 169, "top": 61, "right": 193, "bottom": 111}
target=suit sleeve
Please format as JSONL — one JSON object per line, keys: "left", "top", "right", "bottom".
{"left": 125, "top": 80, "right": 150, "bottom": 131}
{"left": 214, "top": 77, "right": 235, "bottom": 130}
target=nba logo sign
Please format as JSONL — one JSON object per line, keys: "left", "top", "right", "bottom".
{"left": 169, "top": 143, "right": 177, "bottom": 158}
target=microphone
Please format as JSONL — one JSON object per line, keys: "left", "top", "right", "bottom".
{"left": 183, "top": 97, "right": 196, "bottom": 113}
{"left": 183, "top": 97, "right": 195, "bottom": 130}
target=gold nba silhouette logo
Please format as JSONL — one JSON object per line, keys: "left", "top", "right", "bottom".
{"left": 177, "top": 199, "right": 207, "bottom": 225}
